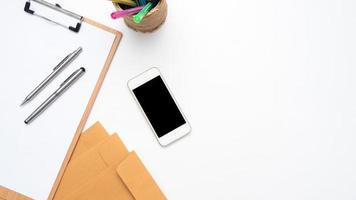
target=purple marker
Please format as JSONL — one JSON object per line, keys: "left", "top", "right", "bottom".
{"left": 111, "top": 6, "right": 144, "bottom": 19}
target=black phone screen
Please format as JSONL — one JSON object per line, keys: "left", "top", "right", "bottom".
{"left": 133, "top": 76, "right": 186, "bottom": 138}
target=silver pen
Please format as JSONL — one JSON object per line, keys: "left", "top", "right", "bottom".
{"left": 21, "top": 47, "right": 83, "bottom": 106}
{"left": 24, "top": 67, "right": 86, "bottom": 124}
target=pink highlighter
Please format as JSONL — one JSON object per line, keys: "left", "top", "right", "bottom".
{"left": 111, "top": 6, "right": 144, "bottom": 19}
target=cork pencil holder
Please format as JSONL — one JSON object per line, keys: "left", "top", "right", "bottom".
{"left": 113, "top": 0, "right": 168, "bottom": 33}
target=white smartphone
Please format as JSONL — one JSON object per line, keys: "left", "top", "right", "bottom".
{"left": 128, "top": 68, "right": 191, "bottom": 146}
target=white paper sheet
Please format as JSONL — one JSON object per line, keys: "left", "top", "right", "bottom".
{"left": 0, "top": 1, "right": 116, "bottom": 199}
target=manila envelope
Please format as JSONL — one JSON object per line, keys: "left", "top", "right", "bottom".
{"left": 71, "top": 122, "right": 109, "bottom": 160}
{"left": 55, "top": 122, "right": 166, "bottom": 200}
{"left": 55, "top": 122, "right": 111, "bottom": 199}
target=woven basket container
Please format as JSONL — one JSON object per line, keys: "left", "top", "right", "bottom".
{"left": 113, "top": 0, "right": 168, "bottom": 33}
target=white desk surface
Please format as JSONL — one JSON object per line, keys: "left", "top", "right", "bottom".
{"left": 11, "top": 0, "right": 356, "bottom": 199}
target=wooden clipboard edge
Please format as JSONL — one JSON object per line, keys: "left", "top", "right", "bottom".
{"left": 0, "top": 185, "right": 30, "bottom": 200}
{"left": 46, "top": 18, "right": 122, "bottom": 200}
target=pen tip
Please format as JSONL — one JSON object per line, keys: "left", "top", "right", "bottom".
{"left": 20, "top": 99, "right": 27, "bottom": 106}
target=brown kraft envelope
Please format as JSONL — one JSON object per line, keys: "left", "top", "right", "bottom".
{"left": 55, "top": 122, "right": 166, "bottom": 200}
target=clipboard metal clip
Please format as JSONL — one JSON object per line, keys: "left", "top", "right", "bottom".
{"left": 24, "top": 0, "right": 83, "bottom": 33}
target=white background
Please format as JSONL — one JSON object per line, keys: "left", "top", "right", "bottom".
{"left": 8, "top": 0, "right": 356, "bottom": 199}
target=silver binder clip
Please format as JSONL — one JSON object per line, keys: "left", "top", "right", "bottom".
{"left": 24, "top": 0, "right": 83, "bottom": 33}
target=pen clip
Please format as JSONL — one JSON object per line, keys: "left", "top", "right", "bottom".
{"left": 53, "top": 54, "right": 70, "bottom": 71}
{"left": 60, "top": 70, "right": 77, "bottom": 87}
{"left": 60, "top": 68, "right": 84, "bottom": 87}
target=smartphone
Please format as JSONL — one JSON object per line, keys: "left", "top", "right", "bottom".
{"left": 128, "top": 68, "right": 191, "bottom": 146}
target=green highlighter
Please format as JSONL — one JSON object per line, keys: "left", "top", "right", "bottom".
{"left": 133, "top": 2, "right": 153, "bottom": 23}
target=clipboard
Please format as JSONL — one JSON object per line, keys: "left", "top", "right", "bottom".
{"left": 0, "top": 0, "right": 122, "bottom": 199}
